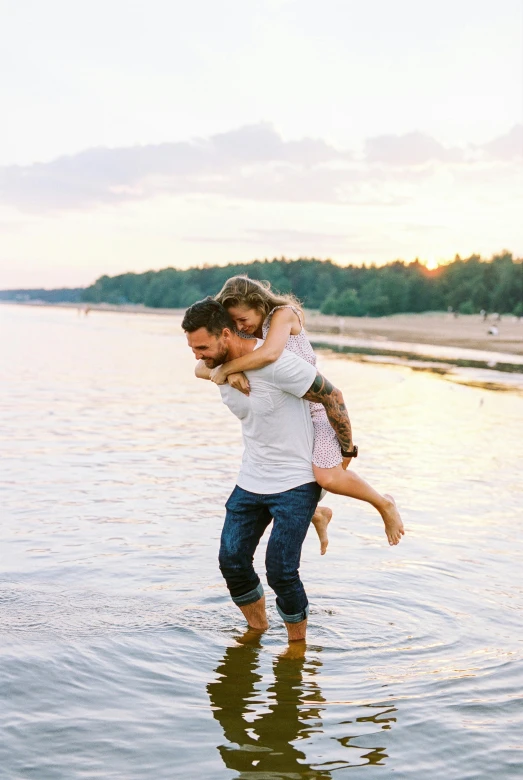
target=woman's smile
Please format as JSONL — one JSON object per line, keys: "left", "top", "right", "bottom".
{"left": 226, "top": 304, "right": 264, "bottom": 336}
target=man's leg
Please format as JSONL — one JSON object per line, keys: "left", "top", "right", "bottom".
{"left": 238, "top": 596, "right": 269, "bottom": 631}
{"left": 219, "top": 486, "right": 272, "bottom": 630}
{"left": 265, "top": 482, "right": 321, "bottom": 642}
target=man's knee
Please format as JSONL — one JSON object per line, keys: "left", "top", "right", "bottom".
{"left": 266, "top": 561, "right": 299, "bottom": 593}
{"left": 219, "top": 532, "right": 248, "bottom": 570}
{"left": 219, "top": 543, "right": 260, "bottom": 604}
{"left": 218, "top": 537, "right": 255, "bottom": 589}
{"left": 219, "top": 548, "right": 242, "bottom": 578}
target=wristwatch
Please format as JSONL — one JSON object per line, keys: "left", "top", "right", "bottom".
{"left": 341, "top": 444, "right": 358, "bottom": 458}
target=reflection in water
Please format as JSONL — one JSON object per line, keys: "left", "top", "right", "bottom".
{"left": 207, "top": 633, "right": 397, "bottom": 777}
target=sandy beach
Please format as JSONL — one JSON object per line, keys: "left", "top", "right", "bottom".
{"left": 305, "top": 311, "right": 523, "bottom": 356}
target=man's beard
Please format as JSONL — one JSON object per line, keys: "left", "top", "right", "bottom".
{"left": 204, "top": 345, "right": 229, "bottom": 368}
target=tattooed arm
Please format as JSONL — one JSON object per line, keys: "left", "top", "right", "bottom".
{"left": 302, "top": 372, "right": 353, "bottom": 454}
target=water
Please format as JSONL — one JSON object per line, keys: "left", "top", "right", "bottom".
{"left": 1, "top": 303, "right": 522, "bottom": 779}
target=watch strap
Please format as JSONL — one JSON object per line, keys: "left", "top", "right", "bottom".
{"left": 341, "top": 444, "right": 358, "bottom": 458}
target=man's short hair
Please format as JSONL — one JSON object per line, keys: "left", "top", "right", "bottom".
{"left": 182, "top": 297, "right": 235, "bottom": 336}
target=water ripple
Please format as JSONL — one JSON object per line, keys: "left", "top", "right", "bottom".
{"left": 1, "top": 305, "right": 523, "bottom": 779}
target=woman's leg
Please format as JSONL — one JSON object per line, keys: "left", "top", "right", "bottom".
{"left": 310, "top": 505, "right": 332, "bottom": 555}
{"left": 313, "top": 464, "right": 404, "bottom": 546}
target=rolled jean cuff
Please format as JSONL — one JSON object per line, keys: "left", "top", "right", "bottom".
{"left": 276, "top": 601, "right": 309, "bottom": 624}
{"left": 231, "top": 582, "right": 264, "bottom": 607}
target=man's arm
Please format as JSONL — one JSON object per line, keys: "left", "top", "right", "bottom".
{"left": 302, "top": 372, "right": 353, "bottom": 454}
{"left": 195, "top": 359, "right": 250, "bottom": 395}
{"left": 195, "top": 359, "right": 212, "bottom": 380}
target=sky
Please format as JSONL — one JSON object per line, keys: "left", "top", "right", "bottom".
{"left": 0, "top": 0, "right": 522, "bottom": 289}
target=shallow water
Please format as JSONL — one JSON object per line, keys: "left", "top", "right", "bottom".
{"left": 1, "top": 304, "right": 522, "bottom": 779}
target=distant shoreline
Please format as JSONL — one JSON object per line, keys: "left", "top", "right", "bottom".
{"left": 3, "top": 299, "right": 523, "bottom": 357}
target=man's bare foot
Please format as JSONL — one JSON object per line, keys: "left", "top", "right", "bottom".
{"left": 311, "top": 506, "right": 333, "bottom": 555}
{"left": 235, "top": 626, "right": 265, "bottom": 646}
{"left": 381, "top": 494, "right": 404, "bottom": 546}
{"left": 279, "top": 640, "right": 307, "bottom": 660}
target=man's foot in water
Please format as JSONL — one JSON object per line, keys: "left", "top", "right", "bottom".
{"left": 279, "top": 640, "right": 307, "bottom": 660}
{"left": 311, "top": 506, "right": 333, "bottom": 555}
{"left": 235, "top": 626, "right": 265, "bottom": 646}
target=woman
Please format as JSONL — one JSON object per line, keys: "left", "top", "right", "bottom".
{"left": 195, "top": 275, "right": 404, "bottom": 551}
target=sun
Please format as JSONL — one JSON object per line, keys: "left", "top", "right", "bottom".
{"left": 423, "top": 255, "right": 441, "bottom": 271}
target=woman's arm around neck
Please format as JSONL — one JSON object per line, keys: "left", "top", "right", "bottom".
{"left": 210, "top": 307, "right": 299, "bottom": 382}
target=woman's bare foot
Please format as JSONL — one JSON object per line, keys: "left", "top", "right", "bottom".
{"left": 311, "top": 506, "right": 333, "bottom": 555}
{"left": 381, "top": 494, "right": 404, "bottom": 546}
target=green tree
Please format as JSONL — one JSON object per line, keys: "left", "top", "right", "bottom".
{"left": 321, "top": 288, "right": 363, "bottom": 316}
{"left": 458, "top": 300, "right": 475, "bottom": 314}
{"left": 80, "top": 252, "right": 522, "bottom": 317}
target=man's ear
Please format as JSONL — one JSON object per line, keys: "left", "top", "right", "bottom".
{"left": 222, "top": 327, "right": 234, "bottom": 341}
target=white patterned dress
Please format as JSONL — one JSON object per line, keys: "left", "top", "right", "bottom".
{"left": 262, "top": 306, "right": 342, "bottom": 469}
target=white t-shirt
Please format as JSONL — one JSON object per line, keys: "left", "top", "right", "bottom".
{"left": 219, "top": 340, "right": 317, "bottom": 494}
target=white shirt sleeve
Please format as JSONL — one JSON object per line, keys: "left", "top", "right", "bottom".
{"left": 270, "top": 349, "right": 317, "bottom": 398}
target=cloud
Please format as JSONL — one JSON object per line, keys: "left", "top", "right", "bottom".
{"left": 182, "top": 227, "right": 355, "bottom": 249}
{"left": 208, "top": 124, "right": 346, "bottom": 166}
{"left": 181, "top": 227, "right": 405, "bottom": 258}
{"left": 0, "top": 123, "right": 516, "bottom": 213}
{"left": 0, "top": 123, "right": 349, "bottom": 212}
{"left": 481, "top": 124, "right": 523, "bottom": 160}
{"left": 364, "top": 131, "right": 463, "bottom": 165}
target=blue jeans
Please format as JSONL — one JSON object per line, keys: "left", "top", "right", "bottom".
{"left": 219, "top": 482, "right": 321, "bottom": 623}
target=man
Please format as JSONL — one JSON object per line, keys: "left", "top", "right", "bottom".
{"left": 182, "top": 298, "right": 356, "bottom": 642}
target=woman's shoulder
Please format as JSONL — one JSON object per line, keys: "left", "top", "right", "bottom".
{"left": 268, "top": 304, "right": 299, "bottom": 317}
{"left": 267, "top": 305, "right": 303, "bottom": 330}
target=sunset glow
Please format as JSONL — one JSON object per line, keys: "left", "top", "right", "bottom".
{"left": 0, "top": 0, "right": 521, "bottom": 288}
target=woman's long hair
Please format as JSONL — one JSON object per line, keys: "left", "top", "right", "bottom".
{"left": 215, "top": 275, "right": 304, "bottom": 321}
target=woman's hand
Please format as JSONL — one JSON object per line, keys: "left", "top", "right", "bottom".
{"left": 227, "top": 372, "right": 250, "bottom": 396}
{"left": 209, "top": 365, "right": 229, "bottom": 385}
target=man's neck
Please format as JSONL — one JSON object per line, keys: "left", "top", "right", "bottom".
{"left": 226, "top": 334, "right": 258, "bottom": 362}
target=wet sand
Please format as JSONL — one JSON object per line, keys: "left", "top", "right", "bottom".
{"left": 305, "top": 311, "right": 523, "bottom": 356}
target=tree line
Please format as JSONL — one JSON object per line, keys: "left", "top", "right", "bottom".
{"left": 80, "top": 252, "right": 523, "bottom": 317}
{"left": 0, "top": 288, "right": 84, "bottom": 303}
